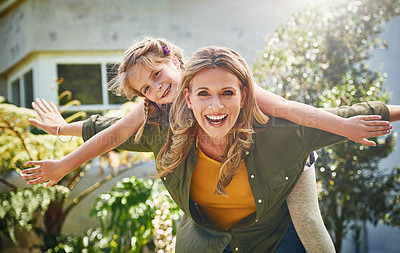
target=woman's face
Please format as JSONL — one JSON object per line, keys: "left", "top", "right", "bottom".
{"left": 128, "top": 60, "right": 181, "bottom": 104}
{"left": 184, "top": 67, "right": 246, "bottom": 140}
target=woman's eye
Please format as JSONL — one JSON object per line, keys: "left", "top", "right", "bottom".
{"left": 223, "top": 90, "right": 234, "bottom": 95}
{"left": 144, "top": 86, "right": 150, "bottom": 94}
{"left": 198, "top": 91, "right": 208, "bottom": 96}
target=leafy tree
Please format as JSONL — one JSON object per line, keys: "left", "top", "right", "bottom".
{"left": 253, "top": 0, "right": 399, "bottom": 251}
{"left": 0, "top": 94, "right": 149, "bottom": 251}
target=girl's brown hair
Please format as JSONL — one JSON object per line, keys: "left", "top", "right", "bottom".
{"left": 108, "top": 37, "right": 184, "bottom": 141}
{"left": 156, "top": 46, "right": 268, "bottom": 196}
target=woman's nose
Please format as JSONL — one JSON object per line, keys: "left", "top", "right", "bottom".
{"left": 209, "top": 96, "right": 223, "bottom": 109}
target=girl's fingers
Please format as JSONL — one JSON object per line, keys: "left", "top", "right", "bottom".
{"left": 50, "top": 101, "right": 59, "bottom": 112}
{"left": 364, "top": 120, "right": 391, "bottom": 126}
{"left": 28, "top": 118, "right": 45, "bottom": 128}
{"left": 358, "top": 138, "right": 376, "bottom": 147}
{"left": 41, "top": 98, "right": 53, "bottom": 112}
{"left": 365, "top": 130, "right": 391, "bottom": 138}
{"left": 36, "top": 98, "right": 50, "bottom": 113}
{"left": 31, "top": 102, "right": 45, "bottom": 117}
{"left": 360, "top": 115, "right": 382, "bottom": 121}
{"left": 365, "top": 125, "right": 392, "bottom": 132}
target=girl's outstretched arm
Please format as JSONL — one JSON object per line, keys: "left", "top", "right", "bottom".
{"left": 255, "top": 86, "right": 392, "bottom": 146}
{"left": 28, "top": 98, "right": 83, "bottom": 137}
{"left": 22, "top": 101, "right": 145, "bottom": 186}
{"left": 387, "top": 105, "right": 400, "bottom": 122}
{"left": 287, "top": 164, "right": 336, "bottom": 253}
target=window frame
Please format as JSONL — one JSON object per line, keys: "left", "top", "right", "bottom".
{"left": 54, "top": 56, "right": 125, "bottom": 112}
{"left": 8, "top": 68, "right": 33, "bottom": 108}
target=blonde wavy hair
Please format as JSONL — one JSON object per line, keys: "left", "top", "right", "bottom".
{"left": 108, "top": 37, "right": 184, "bottom": 141}
{"left": 156, "top": 46, "right": 269, "bottom": 196}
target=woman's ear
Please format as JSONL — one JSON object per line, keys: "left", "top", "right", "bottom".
{"left": 184, "top": 88, "right": 192, "bottom": 109}
{"left": 241, "top": 86, "right": 248, "bottom": 107}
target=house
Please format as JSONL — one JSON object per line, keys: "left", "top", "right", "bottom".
{"left": 0, "top": 0, "right": 300, "bottom": 112}
{"left": 1, "top": 0, "right": 399, "bottom": 252}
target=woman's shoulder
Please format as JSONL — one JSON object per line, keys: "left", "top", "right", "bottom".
{"left": 253, "top": 116, "right": 298, "bottom": 134}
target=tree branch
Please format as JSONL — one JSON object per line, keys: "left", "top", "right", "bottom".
{"left": 0, "top": 177, "right": 18, "bottom": 190}
{"left": 63, "top": 163, "right": 142, "bottom": 216}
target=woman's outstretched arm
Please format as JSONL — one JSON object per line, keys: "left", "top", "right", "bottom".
{"left": 287, "top": 164, "right": 336, "bottom": 253}
{"left": 22, "top": 101, "right": 145, "bottom": 186}
{"left": 254, "top": 86, "right": 392, "bottom": 146}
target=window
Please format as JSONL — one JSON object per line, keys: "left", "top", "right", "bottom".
{"left": 11, "top": 79, "right": 20, "bottom": 107}
{"left": 57, "top": 64, "right": 103, "bottom": 105}
{"left": 24, "top": 70, "right": 34, "bottom": 109}
{"left": 57, "top": 63, "right": 127, "bottom": 109}
{"left": 107, "top": 63, "right": 126, "bottom": 104}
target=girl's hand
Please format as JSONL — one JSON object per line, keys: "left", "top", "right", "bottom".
{"left": 29, "top": 98, "right": 66, "bottom": 135}
{"left": 22, "top": 160, "right": 70, "bottom": 187}
{"left": 343, "top": 115, "right": 392, "bottom": 146}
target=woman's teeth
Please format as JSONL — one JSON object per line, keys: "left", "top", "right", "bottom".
{"left": 206, "top": 114, "right": 227, "bottom": 124}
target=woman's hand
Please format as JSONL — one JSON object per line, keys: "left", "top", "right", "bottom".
{"left": 29, "top": 98, "right": 66, "bottom": 135}
{"left": 22, "top": 160, "right": 72, "bottom": 187}
{"left": 342, "top": 115, "right": 392, "bottom": 146}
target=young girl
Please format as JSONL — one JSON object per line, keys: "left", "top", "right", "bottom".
{"left": 24, "top": 38, "right": 392, "bottom": 252}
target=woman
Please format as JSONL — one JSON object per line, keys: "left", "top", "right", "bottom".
{"left": 150, "top": 46, "right": 398, "bottom": 252}
{"left": 24, "top": 46, "right": 400, "bottom": 252}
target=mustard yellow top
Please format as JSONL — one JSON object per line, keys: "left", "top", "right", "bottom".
{"left": 190, "top": 147, "right": 257, "bottom": 230}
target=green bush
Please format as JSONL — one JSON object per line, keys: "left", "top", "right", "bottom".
{"left": 90, "top": 177, "right": 181, "bottom": 253}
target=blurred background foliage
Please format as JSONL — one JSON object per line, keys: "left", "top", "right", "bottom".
{"left": 253, "top": 0, "right": 400, "bottom": 252}
{"left": 1, "top": 0, "right": 400, "bottom": 252}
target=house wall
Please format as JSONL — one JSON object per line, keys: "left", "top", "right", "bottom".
{"left": 0, "top": 0, "right": 303, "bottom": 74}
{"left": 0, "top": 0, "right": 399, "bottom": 252}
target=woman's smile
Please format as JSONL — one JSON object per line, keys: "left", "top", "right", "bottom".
{"left": 184, "top": 67, "right": 246, "bottom": 140}
{"left": 205, "top": 114, "right": 228, "bottom": 126}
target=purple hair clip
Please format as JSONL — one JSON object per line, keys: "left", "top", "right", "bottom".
{"left": 163, "top": 45, "right": 170, "bottom": 55}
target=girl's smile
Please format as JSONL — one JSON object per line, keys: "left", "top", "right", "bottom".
{"left": 129, "top": 61, "right": 181, "bottom": 104}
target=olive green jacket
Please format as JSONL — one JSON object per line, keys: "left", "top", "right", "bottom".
{"left": 82, "top": 102, "right": 389, "bottom": 253}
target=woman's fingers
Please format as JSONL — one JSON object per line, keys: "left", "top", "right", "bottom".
{"left": 22, "top": 172, "right": 42, "bottom": 180}
{"left": 25, "top": 161, "right": 43, "bottom": 166}
{"left": 46, "top": 180, "right": 57, "bottom": 187}
{"left": 27, "top": 177, "right": 46, "bottom": 185}
{"left": 21, "top": 166, "right": 41, "bottom": 175}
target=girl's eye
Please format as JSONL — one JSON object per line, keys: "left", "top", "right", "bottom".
{"left": 154, "top": 71, "right": 160, "bottom": 79}
{"left": 144, "top": 86, "right": 150, "bottom": 94}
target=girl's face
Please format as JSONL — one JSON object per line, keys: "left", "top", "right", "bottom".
{"left": 128, "top": 60, "right": 181, "bottom": 104}
{"left": 184, "top": 67, "right": 247, "bottom": 140}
